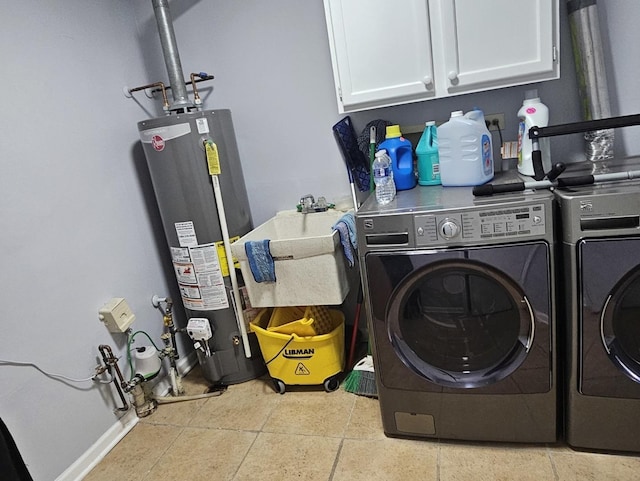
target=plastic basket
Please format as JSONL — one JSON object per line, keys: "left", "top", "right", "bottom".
{"left": 250, "top": 307, "right": 345, "bottom": 392}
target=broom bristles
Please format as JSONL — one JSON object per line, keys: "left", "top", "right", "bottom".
{"left": 343, "top": 370, "right": 377, "bottom": 397}
{"left": 343, "top": 355, "right": 377, "bottom": 397}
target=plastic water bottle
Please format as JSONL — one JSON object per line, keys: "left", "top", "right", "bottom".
{"left": 518, "top": 91, "right": 550, "bottom": 177}
{"left": 373, "top": 149, "right": 396, "bottom": 205}
{"left": 416, "top": 121, "right": 440, "bottom": 186}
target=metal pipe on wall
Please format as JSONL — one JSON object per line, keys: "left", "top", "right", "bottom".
{"left": 152, "top": 0, "right": 193, "bottom": 112}
{"left": 567, "top": 0, "right": 614, "bottom": 168}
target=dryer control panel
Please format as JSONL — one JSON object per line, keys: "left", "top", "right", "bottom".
{"left": 414, "top": 203, "right": 546, "bottom": 246}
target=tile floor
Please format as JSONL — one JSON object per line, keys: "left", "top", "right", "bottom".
{"left": 86, "top": 366, "right": 640, "bottom": 481}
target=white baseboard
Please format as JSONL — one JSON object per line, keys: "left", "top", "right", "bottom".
{"left": 56, "top": 352, "right": 198, "bottom": 481}
{"left": 55, "top": 409, "right": 138, "bottom": 481}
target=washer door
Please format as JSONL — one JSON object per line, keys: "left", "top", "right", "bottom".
{"left": 364, "top": 242, "right": 552, "bottom": 394}
{"left": 387, "top": 259, "right": 534, "bottom": 388}
{"left": 579, "top": 237, "right": 640, "bottom": 398}
{"left": 600, "top": 266, "right": 640, "bottom": 383}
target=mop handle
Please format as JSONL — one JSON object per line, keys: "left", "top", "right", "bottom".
{"left": 527, "top": 114, "right": 640, "bottom": 181}
{"left": 529, "top": 114, "right": 640, "bottom": 140}
{"left": 554, "top": 170, "right": 640, "bottom": 187}
{"left": 474, "top": 169, "right": 640, "bottom": 196}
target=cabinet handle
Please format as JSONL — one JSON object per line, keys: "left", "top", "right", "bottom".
{"left": 422, "top": 76, "right": 433, "bottom": 89}
{"left": 448, "top": 70, "right": 459, "bottom": 82}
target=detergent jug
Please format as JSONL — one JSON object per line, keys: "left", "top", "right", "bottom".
{"left": 438, "top": 110, "right": 494, "bottom": 186}
{"left": 518, "top": 93, "right": 550, "bottom": 177}
{"left": 416, "top": 121, "right": 440, "bottom": 186}
{"left": 378, "top": 125, "right": 416, "bottom": 190}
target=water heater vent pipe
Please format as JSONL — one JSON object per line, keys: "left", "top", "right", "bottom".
{"left": 152, "top": 0, "right": 193, "bottom": 112}
{"left": 567, "top": 0, "right": 614, "bottom": 168}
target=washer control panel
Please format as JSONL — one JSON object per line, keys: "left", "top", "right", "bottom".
{"left": 415, "top": 203, "right": 546, "bottom": 246}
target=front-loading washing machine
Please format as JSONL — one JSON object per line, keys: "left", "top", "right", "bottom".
{"left": 356, "top": 186, "right": 557, "bottom": 443}
{"left": 556, "top": 179, "right": 640, "bottom": 452}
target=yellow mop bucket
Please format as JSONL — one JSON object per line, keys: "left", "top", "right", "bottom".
{"left": 266, "top": 305, "right": 336, "bottom": 337}
{"left": 250, "top": 307, "right": 345, "bottom": 394}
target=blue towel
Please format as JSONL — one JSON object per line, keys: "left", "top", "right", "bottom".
{"left": 244, "top": 240, "right": 276, "bottom": 283}
{"left": 332, "top": 212, "right": 357, "bottom": 267}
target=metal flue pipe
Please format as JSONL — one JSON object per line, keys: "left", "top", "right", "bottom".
{"left": 567, "top": 0, "right": 614, "bottom": 168}
{"left": 152, "top": 0, "right": 193, "bottom": 112}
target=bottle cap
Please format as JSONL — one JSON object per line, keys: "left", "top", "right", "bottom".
{"left": 450, "top": 111, "right": 463, "bottom": 117}
{"left": 375, "top": 149, "right": 387, "bottom": 157}
{"left": 425, "top": 120, "right": 436, "bottom": 126}
{"left": 385, "top": 125, "right": 402, "bottom": 138}
{"left": 524, "top": 89, "right": 539, "bottom": 100}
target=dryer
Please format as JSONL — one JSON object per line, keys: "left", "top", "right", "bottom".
{"left": 356, "top": 186, "right": 557, "bottom": 443}
{"left": 556, "top": 181, "right": 640, "bottom": 452}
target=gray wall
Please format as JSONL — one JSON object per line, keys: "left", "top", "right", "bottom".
{"left": 1, "top": 0, "right": 639, "bottom": 479}
{"left": 0, "top": 1, "right": 186, "bottom": 479}
{"left": 134, "top": 0, "right": 640, "bottom": 227}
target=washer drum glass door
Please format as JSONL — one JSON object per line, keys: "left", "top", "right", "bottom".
{"left": 580, "top": 238, "right": 640, "bottom": 398}
{"left": 365, "top": 242, "right": 552, "bottom": 394}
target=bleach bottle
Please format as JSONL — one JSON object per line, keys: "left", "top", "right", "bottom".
{"left": 416, "top": 121, "right": 440, "bottom": 185}
{"left": 518, "top": 93, "right": 550, "bottom": 177}
{"left": 379, "top": 125, "right": 416, "bottom": 190}
{"left": 438, "top": 110, "right": 494, "bottom": 186}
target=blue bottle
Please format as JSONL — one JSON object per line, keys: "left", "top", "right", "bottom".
{"left": 379, "top": 125, "right": 416, "bottom": 191}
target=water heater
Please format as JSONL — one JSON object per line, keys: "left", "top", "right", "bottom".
{"left": 138, "top": 109, "right": 265, "bottom": 384}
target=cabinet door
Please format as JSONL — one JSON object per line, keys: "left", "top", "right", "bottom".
{"left": 324, "top": 0, "right": 436, "bottom": 113}
{"left": 433, "top": 0, "right": 558, "bottom": 95}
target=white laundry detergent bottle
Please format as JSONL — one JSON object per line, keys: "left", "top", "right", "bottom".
{"left": 438, "top": 110, "right": 494, "bottom": 186}
{"left": 517, "top": 91, "right": 550, "bottom": 177}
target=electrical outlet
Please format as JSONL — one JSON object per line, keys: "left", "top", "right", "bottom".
{"left": 485, "top": 113, "right": 505, "bottom": 131}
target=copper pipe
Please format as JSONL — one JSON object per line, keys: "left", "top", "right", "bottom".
{"left": 151, "top": 74, "right": 214, "bottom": 95}
{"left": 189, "top": 73, "right": 209, "bottom": 104}
{"left": 98, "top": 344, "right": 129, "bottom": 412}
{"left": 190, "top": 73, "right": 201, "bottom": 103}
{"left": 128, "top": 82, "right": 169, "bottom": 110}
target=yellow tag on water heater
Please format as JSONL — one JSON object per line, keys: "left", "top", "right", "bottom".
{"left": 205, "top": 141, "right": 221, "bottom": 175}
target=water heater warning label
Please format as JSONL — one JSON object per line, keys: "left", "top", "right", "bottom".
{"left": 175, "top": 221, "right": 198, "bottom": 247}
{"left": 174, "top": 262, "right": 197, "bottom": 284}
{"left": 171, "top": 242, "right": 229, "bottom": 311}
{"left": 196, "top": 118, "right": 209, "bottom": 134}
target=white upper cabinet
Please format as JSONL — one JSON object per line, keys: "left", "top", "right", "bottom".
{"left": 323, "top": 0, "right": 436, "bottom": 112}
{"left": 435, "top": 0, "right": 558, "bottom": 94}
{"left": 324, "top": 0, "right": 559, "bottom": 113}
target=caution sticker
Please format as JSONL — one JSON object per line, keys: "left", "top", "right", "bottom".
{"left": 295, "top": 363, "right": 310, "bottom": 375}
{"left": 205, "top": 141, "right": 221, "bottom": 175}
{"left": 215, "top": 236, "right": 240, "bottom": 277}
